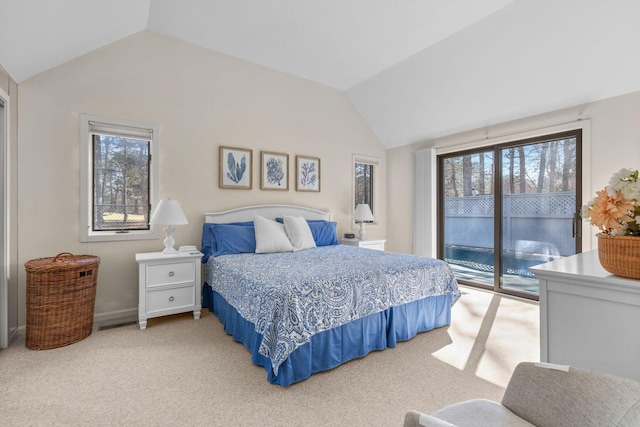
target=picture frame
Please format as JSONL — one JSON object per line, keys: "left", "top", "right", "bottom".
{"left": 296, "top": 155, "right": 321, "bottom": 192}
{"left": 260, "top": 151, "right": 289, "bottom": 191}
{"left": 219, "top": 146, "right": 252, "bottom": 189}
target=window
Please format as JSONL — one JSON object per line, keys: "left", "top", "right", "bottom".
{"left": 80, "top": 114, "right": 159, "bottom": 242}
{"left": 355, "top": 163, "right": 373, "bottom": 211}
{"left": 352, "top": 154, "right": 379, "bottom": 224}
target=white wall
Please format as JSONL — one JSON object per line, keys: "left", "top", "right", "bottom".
{"left": 387, "top": 91, "right": 640, "bottom": 254}
{"left": 16, "top": 31, "right": 386, "bottom": 326}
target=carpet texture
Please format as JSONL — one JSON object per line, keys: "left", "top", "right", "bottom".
{"left": 0, "top": 286, "right": 539, "bottom": 426}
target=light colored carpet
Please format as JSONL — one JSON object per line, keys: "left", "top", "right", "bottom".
{"left": 0, "top": 286, "right": 539, "bottom": 426}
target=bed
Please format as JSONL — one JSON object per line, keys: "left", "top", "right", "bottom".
{"left": 201, "top": 204, "right": 460, "bottom": 386}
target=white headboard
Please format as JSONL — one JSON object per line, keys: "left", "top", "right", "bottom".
{"left": 204, "top": 204, "right": 332, "bottom": 223}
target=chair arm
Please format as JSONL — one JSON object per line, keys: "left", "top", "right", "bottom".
{"left": 403, "top": 410, "right": 455, "bottom": 427}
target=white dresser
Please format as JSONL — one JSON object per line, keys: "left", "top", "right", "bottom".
{"left": 530, "top": 250, "right": 640, "bottom": 381}
{"left": 136, "top": 251, "right": 203, "bottom": 330}
{"left": 340, "top": 238, "right": 386, "bottom": 251}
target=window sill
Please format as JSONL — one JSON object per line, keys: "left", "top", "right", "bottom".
{"left": 81, "top": 230, "right": 160, "bottom": 243}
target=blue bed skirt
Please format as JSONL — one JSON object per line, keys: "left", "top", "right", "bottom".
{"left": 202, "top": 283, "right": 452, "bottom": 386}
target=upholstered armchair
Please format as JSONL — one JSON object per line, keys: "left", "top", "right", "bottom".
{"left": 404, "top": 362, "right": 640, "bottom": 427}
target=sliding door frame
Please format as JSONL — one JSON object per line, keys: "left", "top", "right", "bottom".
{"left": 437, "top": 129, "right": 583, "bottom": 300}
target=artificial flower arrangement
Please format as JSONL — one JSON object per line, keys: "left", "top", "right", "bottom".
{"left": 582, "top": 168, "right": 640, "bottom": 236}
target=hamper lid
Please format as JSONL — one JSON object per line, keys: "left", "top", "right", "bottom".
{"left": 25, "top": 252, "right": 100, "bottom": 272}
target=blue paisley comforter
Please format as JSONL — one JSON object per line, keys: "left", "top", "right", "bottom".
{"left": 205, "top": 245, "right": 460, "bottom": 374}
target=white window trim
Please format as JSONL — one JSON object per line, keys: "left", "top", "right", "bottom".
{"left": 352, "top": 153, "right": 380, "bottom": 230}
{"left": 80, "top": 113, "right": 159, "bottom": 242}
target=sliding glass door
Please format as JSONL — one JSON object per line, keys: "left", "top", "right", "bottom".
{"left": 438, "top": 130, "right": 582, "bottom": 299}
{"left": 440, "top": 150, "right": 496, "bottom": 287}
{"left": 498, "top": 134, "right": 581, "bottom": 294}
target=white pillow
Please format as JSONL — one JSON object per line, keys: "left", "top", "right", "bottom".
{"left": 283, "top": 215, "right": 316, "bottom": 252}
{"left": 254, "top": 215, "right": 294, "bottom": 254}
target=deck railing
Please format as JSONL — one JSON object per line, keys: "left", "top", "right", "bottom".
{"left": 444, "top": 191, "right": 576, "bottom": 257}
{"left": 94, "top": 204, "right": 149, "bottom": 230}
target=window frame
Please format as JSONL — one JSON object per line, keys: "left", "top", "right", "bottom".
{"left": 352, "top": 153, "right": 380, "bottom": 229}
{"left": 80, "top": 114, "right": 159, "bottom": 242}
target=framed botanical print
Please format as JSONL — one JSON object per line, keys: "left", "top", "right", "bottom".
{"left": 296, "top": 155, "right": 320, "bottom": 192}
{"left": 219, "top": 146, "right": 252, "bottom": 189}
{"left": 260, "top": 151, "right": 289, "bottom": 191}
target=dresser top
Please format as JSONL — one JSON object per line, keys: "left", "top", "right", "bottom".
{"left": 530, "top": 249, "right": 640, "bottom": 287}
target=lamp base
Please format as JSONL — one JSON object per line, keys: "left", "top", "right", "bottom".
{"left": 162, "top": 226, "right": 178, "bottom": 254}
{"left": 358, "top": 222, "right": 366, "bottom": 241}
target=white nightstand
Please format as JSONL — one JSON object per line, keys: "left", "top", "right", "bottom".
{"left": 135, "top": 251, "right": 203, "bottom": 330}
{"left": 340, "top": 238, "right": 386, "bottom": 251}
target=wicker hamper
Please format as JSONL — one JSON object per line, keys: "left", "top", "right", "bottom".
{"left": 25, "top": 253, "right": 100, "bottom": 350}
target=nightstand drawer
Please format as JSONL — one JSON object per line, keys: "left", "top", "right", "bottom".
{"left": 359, "top": 241, "right": 385, "bottom": 251}
{"left": 146, "top": 261, "right": 195, "bottom": 287}
{"left": 146, "top": 285, "right": 195, "bottom": 313}
{"left": 340, "top": 238, "right": 386, "bottom": 252}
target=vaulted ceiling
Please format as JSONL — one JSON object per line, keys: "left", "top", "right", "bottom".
{"left": 2, "top": 0, "right": 639, "bottom": 149}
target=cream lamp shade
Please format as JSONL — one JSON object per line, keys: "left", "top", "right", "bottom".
{"left": 149, "top": 199, "right": 188, "bottom": 254}
{"left": 353, "top": 203, "right": 374, "bottom": 240}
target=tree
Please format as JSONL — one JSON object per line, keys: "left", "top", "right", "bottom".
{"left": 507, "top": 148, "right": 515, "bottom": 194}
{"left": 462, "top": 155, "right": 473, "bottom": 196}
{"left": 355, "top": 163, "right": 372, "bottom": 207}
{"left": 548, "top": 141, "right": 558, "bottom": 192}
{"left": 94, "top": 135, "right": 149, "bottom": 228}
{"left": 562, "top": 139, "right": 574, "bottom": 191}
{"left": 478, "top": 154, "right": 486, "bottom": 194}
{"left": 518, "top": 146, "right": 526, "bottom": 193}
{"left": 487, "top": 152, "right": 494, "bottom": 195}
{"left": 446, "top": 158, "right": 459, "bottom": 197}
{"left": 537, "top": 144, "right": 548, "bottom": 193}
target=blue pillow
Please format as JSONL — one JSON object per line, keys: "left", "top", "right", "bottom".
{"left": 201, "top": 221, "right": 254, "bottom": 262}
{"left": 308, "top": 221, "right": 338, "bottom": 246}
{"left": 212, "top": 224, "right": 256, "bottom": 256}
{"left": 276, "top": 218, "right": 338, "bottom": 246}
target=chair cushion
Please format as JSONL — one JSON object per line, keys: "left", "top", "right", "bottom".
{"left": 433, "top": 399, "right": 535, "bottom": 427}
{"left": 502, "top": 362, "right": 640, "bottom": 427}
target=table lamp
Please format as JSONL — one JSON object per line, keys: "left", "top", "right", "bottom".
{"left": 149, "top": 199, "right": 188, "bottom": 254}
{"left": 353, "top": 203, "right": 374, "bottom": 240}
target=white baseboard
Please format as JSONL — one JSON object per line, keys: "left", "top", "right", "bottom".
{"left": 93, "top": 308, "right": 138, "bottom": 331}
{"left": 11, "top": 309, "right": 139, "bottom": 338}
{"left": 8, "top": 326, "right": 23, "bottom": 344}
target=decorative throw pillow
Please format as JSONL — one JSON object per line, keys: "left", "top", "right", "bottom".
{"left": 283, "top": 215, "right": 316, "bottom": 251}
{"left": 254, "top": 215, "right": 294, "bottom": 253}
